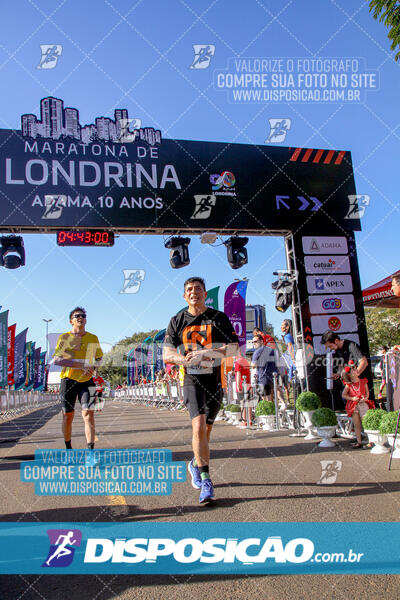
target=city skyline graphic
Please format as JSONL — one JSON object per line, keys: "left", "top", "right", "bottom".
{"left": 21, "top": 97, "right": 162, "bottom": 146}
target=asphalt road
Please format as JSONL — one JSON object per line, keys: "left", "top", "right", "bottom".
{"left": 0, "top": 399, "right": 399, "bottom": 599}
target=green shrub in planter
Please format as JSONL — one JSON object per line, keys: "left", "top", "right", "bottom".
{"left": 362, "top": 409, "right": 386, "bottom": 431}
{"left": 379, "top": 411, "right": 399, "bottom": 435}
{"left": 255, "top": 400, "right": 275, "bottom": 416}
{"left": 229, "top": 404, "right": 241, "bottom": 413}
{"left": 311, "top": 407, "right": 337, "bottom": 427}
{"left": 296, "top": 391, "right": 321, "bottom": 412}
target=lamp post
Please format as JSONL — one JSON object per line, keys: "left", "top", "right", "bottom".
{"left": 43, "top": 319, "right": 52, "bottom": 362}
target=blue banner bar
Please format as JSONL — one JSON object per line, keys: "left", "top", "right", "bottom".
{"left": 0, "top": 522, "right": 399, "bottom": 574}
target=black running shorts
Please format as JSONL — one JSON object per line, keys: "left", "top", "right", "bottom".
{"left": 183, "top": 383, "right": 222, "bottom": 424}
{"left": 60, "top": 377, "right": 96, "bottom": 413}
{"left": 256, "top": 383, "right": 272, "bottom": 397}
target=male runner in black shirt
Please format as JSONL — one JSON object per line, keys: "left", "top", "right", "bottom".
{"left": 321, "top": 330, "right": 369, "bottom": 409}
{"left": 163, "top": 277, "right": 238, "bottom": 504}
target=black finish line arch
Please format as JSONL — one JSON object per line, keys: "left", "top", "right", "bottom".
{"left": 0, "top": 117, "right": 371, "bottom": 405}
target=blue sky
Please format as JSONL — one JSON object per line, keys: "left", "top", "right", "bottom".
{"left": 0, "top": 0, "right": 399, "bottom": 355}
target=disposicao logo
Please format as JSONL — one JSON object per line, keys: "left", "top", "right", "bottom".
{"left": 42, "top": 529, "right": 82, "bottom": 567}
{"left": 83, "top": 536, "right": 314, "bottom": 565}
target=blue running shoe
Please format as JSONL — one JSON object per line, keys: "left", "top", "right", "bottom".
{"left": 188, "top": 458, "right": 202, "bottom": 489}
{"left": 199, "top": 478, "right": 215, "bottom": 504}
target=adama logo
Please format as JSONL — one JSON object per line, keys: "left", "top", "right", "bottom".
{"left": 328, "top": 316, "right": 341, "bottom": 331}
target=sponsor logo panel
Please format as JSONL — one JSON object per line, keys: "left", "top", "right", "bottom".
{"left": 306, "top": 275, "right": 353, "bottom": 294}
{"left": 313, "top": 333, "right": 360, "bottom": 355}
{"left": 302, "top": 236, "right": 348, "bottom": 255}
{"left": 309, "top": 294, "right": 355, "bottom": 314}
{"left": 305, "top": 255, "right": 350, "bottom": 274}
{"left": 310, "top": 313, "right": 358, "bottom": 335}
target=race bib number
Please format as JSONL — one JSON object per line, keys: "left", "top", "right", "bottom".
{"left": 187, "top": 364, "right": 213, "bottom": 375}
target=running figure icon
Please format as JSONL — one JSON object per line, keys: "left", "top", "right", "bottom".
{"left": 46, "top": 531, "right": 77, "bottom": 566}
{"left": 45, "top": 531, "right": 77, "bottom": 566}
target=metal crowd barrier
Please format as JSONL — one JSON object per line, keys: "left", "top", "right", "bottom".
{"left": 0, "top": 390, "right": 61, "bottom": 419}
{"left": 113, "top": 382, "right": 184, "bottom": 411}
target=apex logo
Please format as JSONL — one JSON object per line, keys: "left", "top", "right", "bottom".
{"left": 42, "top": 529, "right": 82, "bottom": 567}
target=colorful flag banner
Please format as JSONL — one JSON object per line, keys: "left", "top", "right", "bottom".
{"left": 34, "top": 352, "right": 47, "bottom": 391}
{"left": 0, "top": 311, "right": 9, "bottom": 387}
{"left": 153, "top": 329, "right": 166, "bottom": 373}
{"left": 224, "top": 280, "right": 248, "bottom": 351}
{"left": 32, "top": 347, "right": 41, "bottom": 390}
{"left": 14, "top": 328, "right": 28, "bottom": 390}
{"left": 7, "top": 323, "right": 16, "bottom": 386}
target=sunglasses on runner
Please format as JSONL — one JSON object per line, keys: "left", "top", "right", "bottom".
{"left": 72, "top": 313, "right": 86, "bottom": 319}
{"left": 252, "top": 339, "right": 261, "bottom": 343}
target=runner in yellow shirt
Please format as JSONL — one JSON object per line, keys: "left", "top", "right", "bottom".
{"left": 53, "top": 307, "right": 103, "bottom": 455}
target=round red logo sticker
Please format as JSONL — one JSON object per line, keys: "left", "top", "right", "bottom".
{"left": 328, "top": 316, "right": 341, "bottom": 331}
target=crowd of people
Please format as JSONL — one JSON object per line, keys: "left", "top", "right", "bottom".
{"left": 51, "top": 273, "right": 400, "bottom": 502}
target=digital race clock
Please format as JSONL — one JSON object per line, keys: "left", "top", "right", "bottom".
{"left": 56, "top": 230, "right": 115, "bottom": 247}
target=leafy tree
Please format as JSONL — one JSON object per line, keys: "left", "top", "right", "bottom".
{"left": 369, "top": 1, "right": 400, "bottom": 61}
{"left": 365, "top": 307, "right": 400, "bottom": 352}
{"left": 98, "top": 329, "right": 158, "bottom": 387}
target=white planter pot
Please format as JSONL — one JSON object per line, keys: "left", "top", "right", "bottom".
{"left": 386, "top": 434, "right": 400, "bottom": 458}
{"left": 258, "top": 414, "right": 276, "bottom": 431}
{"left": 316, "top": 426, "right": 337, "bottom": 448}
{"left": 230, "top": 412, "right": 241, "bottom": 425}
{"left": 302, "top": 410, "right": 319, "bottom": 440}
{"left": 365, "top": 430, "right": 389, "bottom": 454}
{"left": 215, "top": 409, "right": 225, "bottom": 422}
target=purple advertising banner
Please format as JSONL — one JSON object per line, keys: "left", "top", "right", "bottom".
{"left": 154, "top": 329, "right": 166, "bottom": 373}
{"left": 14, "top": 328, "right": 28, "bottom": 390}
{"left": 34, "top": 352, "right": 47, "bottom": 391}
{"left": 0, "top": 310, "right": 8, "bottom": 387}
{"left": 224, "top": 280, "right": 248, "bottom": 350}
{"left": 32, "top": 347, "right": 41, "bottom": 390}
{"left": 126, "top": 349, "right": 136, "bottom": 386}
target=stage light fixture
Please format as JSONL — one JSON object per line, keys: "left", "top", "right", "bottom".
{"left": 165, "top": 236, "right": 191, "bottom": 269}
{"left": 224, "top": 236, "right": 248, "bottom": 269}
{"left": 271, "top": 271, "right": 297, "bottom": 312}
{"left": 0, "top": 235, "right": 25, "bottom": 269}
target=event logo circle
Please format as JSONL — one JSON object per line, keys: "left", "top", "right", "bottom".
{"left": 322, "top": 298, "right": 342, "bottom": 310}
{"left": 221, "top": 171, "right": 235, "bottom": 187}
{"left": 328, "top": 316, "right": 341, "bottom": 331}
{"left": 210, "top": 171, "right": 236, "bottom": 190}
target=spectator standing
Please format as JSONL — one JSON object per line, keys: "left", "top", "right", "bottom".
{"left": 251, "top": 334, "right": 277, "bottom": 402}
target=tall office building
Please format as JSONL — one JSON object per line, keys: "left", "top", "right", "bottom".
{"left": 114, "top": 109, "right": 128, "bottom": 139}
{"left": 21, "top": 114, "right": 38, "bottom": 137}
{"left": 81, "top": 125, "right": 96, "bottom": 144}
{"left": 40, "top": 97, "right": 64, "bottom": 139}
{"left": 96, "top": 117, "right": 112, "bottom": 141}
{"left": 64, "top": 108, "right": 80, "bottom": 139}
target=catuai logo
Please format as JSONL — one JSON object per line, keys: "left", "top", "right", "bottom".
{"left": 328, "top": 316, "right": 341, "bottom": 331}
{"left": 313, "top": 259, "right": 336, "bottom": 268}
{"left": 322, "top": 298, "right": 342, "bottom": 310}
{"left": 42, "top": 529, "right": 82, "bottom": 568}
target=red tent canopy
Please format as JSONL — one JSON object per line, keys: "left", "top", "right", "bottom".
{"left": 362, "top": 270, "right": 400, "bottom": 308}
